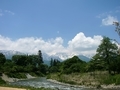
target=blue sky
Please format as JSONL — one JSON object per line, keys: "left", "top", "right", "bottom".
{"left": 0, "top": 0, "right": 120, "bottom": 59}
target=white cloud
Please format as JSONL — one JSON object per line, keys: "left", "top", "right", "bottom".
{"left": 68, "top": 32, "right": 103, "bottom": 57}
{"left": 0, "top": 32, "right": 103, "bottom": 59}
{"left": 5, "top": 10, "right": 15, "bottom": 15}
{"left": 102, "top": 15, "right": 118, "bottom": 26}
{"left": 0, "top": 35, "right": 65, "bottom": 55}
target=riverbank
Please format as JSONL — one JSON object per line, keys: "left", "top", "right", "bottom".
{"left": 47, "top": 73, "right": 120, "bottom": 89}
{"left": 1, "top": 73, "right": 120, "bottom": 89}
{"left": 48, "top": 78, "right": 120, "bottom": 89}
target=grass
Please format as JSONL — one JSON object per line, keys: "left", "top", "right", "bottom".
{"left": 101, "top": 74, "right": 120, "bottom": 85}
{"left": 47, "top": 71, "right": 120, "bottom": 87}
{"left": 47, "top": 72, "right": 98, "bottom": 85}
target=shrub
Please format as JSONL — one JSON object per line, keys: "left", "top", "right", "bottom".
{"left": 6, "top": 73, "right": 27, "bottom": 79}
{"left": 0, "top": 77, "right": 6, "bottom": 84}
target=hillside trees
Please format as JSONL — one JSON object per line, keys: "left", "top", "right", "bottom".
{"left": 0, "top": 50, "right": 49, "bottom": 77}
{"left": 49, "top": 58, "right": 61, "bottom": 73}
{"left": 62, "top": 56, "right": 87, "bottom": 74}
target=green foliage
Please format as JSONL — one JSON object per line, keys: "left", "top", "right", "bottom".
{"left": 89, "top": 37, "right": 118, "bottom": 74}
{"left": 38, "top": 64, "right": 48, "bottom": 74}
{"left": 0, "top": 77, "right": 6, "bottom": 84}
{"left": 6, "top": 72, "right": 27, "bottom": 79}
{"left": 0, "top": 50, "right": 48, "bottom": 77}
{"left": 0, "top": 53, "right": 6, "bottom": 72}
{"left": 49, "top": 59, "right": 61, "bottom": 73}
{"left": 102, "top": 74, "right": 120, "bottom": 85}
{"left": 0, "top": 53, "right": 6, "bottom": 64}
{"left": 12, "top": 55, "right": 28, "bottom": 66}
{"left": 62, "top": 56, "right": 86, "bottom": 74}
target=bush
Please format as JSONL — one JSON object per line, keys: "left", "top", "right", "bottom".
{"left": 35, "top": 71, "right": 45, "bottom": 77}
{"left": 6, "top": 73, "right": 27, "bottom": 79}
{"left": 0, "top": 77, "right": 6, "bottom": 84}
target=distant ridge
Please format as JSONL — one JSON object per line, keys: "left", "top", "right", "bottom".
{"left": 77, "top": 55, "right": 90, "bottom": 62}
{"left": 0, "top": 50, "right": 90, "bottom": 63}
{"left": 0, "top": 50, "right": 25, "bottom": 59}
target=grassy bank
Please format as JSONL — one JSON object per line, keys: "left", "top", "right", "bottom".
{"left": 47, "top": 71, "right": 120, "bottom": 87}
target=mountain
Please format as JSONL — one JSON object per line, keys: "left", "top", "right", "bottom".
{"left": 42, "top": 53, "right": 62, "bottom": 65}
{"left": 0, "top": 50, "right": 62, "bottom": 65}
{"left": 77, "top": 55, "right": 90, "bottom": 62}
{"left": 53, "top": 52, "right": 91, "bottom": 62}
{"left": 42, "top": 53, "right": 62, "bottom": 61}
{"left": 0, "top": 50, "right": 25, "bottom": 59}
{"left": 0, "top": 50, "right": 90, "bottom": 64}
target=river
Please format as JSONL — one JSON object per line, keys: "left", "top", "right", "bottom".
{"left": 9, "top": 77, "right": 112, "bottom": 90}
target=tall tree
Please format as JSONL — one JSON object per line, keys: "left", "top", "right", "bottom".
{"left": 38, "top": 50, "right": 43, "bottom": 64}
{"left": 0, "top": 53, "right": 6, "bottom": 72}
{"left": 50, "top": 58, "right": 53, "bottom": 67}
{"left": 0, "top": 53, "right": 6, "bottom": 65}
{"left": 93, "top": 36, "right": 118, "bottom": 74}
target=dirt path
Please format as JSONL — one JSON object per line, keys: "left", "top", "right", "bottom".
{"left": 0, "top": 87, "right": 26, "bottom": 90}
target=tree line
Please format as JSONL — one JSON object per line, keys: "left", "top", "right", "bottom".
{"left": 0, "top": 36, "right": 120, "bottom": 78}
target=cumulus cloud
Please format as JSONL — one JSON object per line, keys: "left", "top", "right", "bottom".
{"left": 0, "top": 32, "right": 103, "bottom": 59}
{"left": 102, "top": 15, "right": 118, "bottom": 26}
{"left": 68, "top": 32, "right": 103, "bottom": 57}
{"left": 0, "top": 35, "right": 65, "bottom": 55}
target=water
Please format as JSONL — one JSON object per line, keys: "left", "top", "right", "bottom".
{"left": 9, "top": 77, "right": 109, "bottom": 90}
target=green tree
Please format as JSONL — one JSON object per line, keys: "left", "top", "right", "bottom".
{"left": 49, "top": 59, "right": 61, "bottom": 73}
{"left": 0, "top": 53, "right": 6, "bottom": 72}
{"left": 62, "top": 56, "right": 86, "bottom": 74}
{"left": 0, "top": 53, "right": 6, "bottom": 65}
{"left": 38, "top": 50, "right": 43, "bottom": 64}
{"left": 93, "top": 36, "right": 118, "bottom": 74}
{"left": 3, "top": 60, "right": 15, "bottom": 73}
{"left": 12, "top": 55, "right": 27, "bottom": 66}
{"left": 50, "top": 58, "right": 53, "bottom": 67}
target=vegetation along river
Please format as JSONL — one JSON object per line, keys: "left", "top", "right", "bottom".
{"left": 9, "top": 77, "right": 113, "bottom": 90}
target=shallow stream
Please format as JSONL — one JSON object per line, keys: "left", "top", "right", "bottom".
{"left": 9, "top": 77, "right": 111, "bottom": 90}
